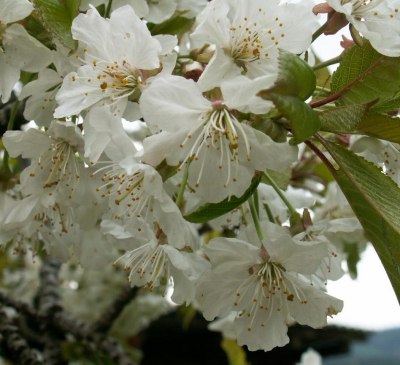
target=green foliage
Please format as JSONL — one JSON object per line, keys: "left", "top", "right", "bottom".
{"left": 319, "top": 103, "right": 400, "bottom": 144}
{"left": 319, "top": 103, "right": 370, "bottom": 133}
{"left": 258, "top": 50, "right": 320, "bottom": 144}
{"left": 148, "top": 12, "right": 195, "bottom": 37}
{"left": 33, "top": 0, "right": 81, "bottom": 49}
{"left": 266, "top": 49, "right": 316, "bottom": 100}
{"left": 331, "top": 42, "right": 400, "bottom": 112}
{"left": 357, "top": 113, "right": 400, "bottom": 144}
{"left": 342, "top": 241, "right": 361, "bottom": 279}
{"left": 261, "top": 168, "right": 291, "bottom": 190}
{"left": 221, "top": 339, "right": 249, "bottom": 365}
{"left": 184, "top": 175, "right": 262, "bottom": 223}
{"left": 326, "top": 142, "right": 400, "bottom": 304}
{"left": 268, "top": 94, "right": 321, "bottom": 144}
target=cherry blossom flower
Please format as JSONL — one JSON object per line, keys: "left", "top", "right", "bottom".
{"left": 319, "top": 0, "right": 400, "bottom": 56}
{"left": 0, "top": 0, "right": 52, "bottom": 102}
{"left": 191, "top": 0, "right": 319, "bottom": 90}
{"left": 140, "top": 75, "right": 297, "bottom": 203}
{"left": 196, "top": 222, "right": 343, "bottom": 351}
{"left": 54, "top": 5, "right": 168, "bottom": 119}
{"left": 3, "top": 121, "right": 85, "bottom": 206}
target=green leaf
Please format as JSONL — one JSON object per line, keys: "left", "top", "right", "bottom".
{"left": 326, "top": 142, "right": 400, "bottom": 303}
{"left": 33, "top": 0, "right": 80, "bottom": 49}
{"left": 342, "top": 241, "right": 361, "bottom": 279}
{"left": 319, "top": 103, "right": 370, "bottom": 133}
{"left": 358, "top": 113, "right": 400, "bottom": 144}
{"left": 148, "top": 13, "right": 195, "bottom": 36}
{"left": 258, "top": 49, "right": 316, "bottom": 100}
{"left": 184, "top": 175, "right": 262, "bottom": 223}
{"left": 319, "top": 103, "right": 400, "bottom": 144}
{"left": 261, "top": 168, "right": 291, "bottom": 190}
{"left": 331, "top": 42, "right": 400, "bottom": 112}
{"left": 268, "top": 94, "right": 321, "bottom": 144}
{"left": 156, "top": 160, "right": 179, "bottom": 182}
{"left": 221, "top": 339, "right": 249, "bottom": 365}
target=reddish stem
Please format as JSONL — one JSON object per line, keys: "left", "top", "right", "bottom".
{"left": 304, "top": 138, "right": 337, "bottom": 175}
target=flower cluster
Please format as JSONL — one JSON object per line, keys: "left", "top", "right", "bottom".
{"left": 1, "top": 0, "right": 399, "bottom": 354}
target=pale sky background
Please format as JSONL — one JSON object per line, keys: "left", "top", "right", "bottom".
{"left": 313, "top": 29, "right": 400, "bottom": 331}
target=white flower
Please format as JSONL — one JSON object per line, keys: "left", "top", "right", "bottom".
{"left": 95, "top": 160, "right": 194, "bottom": 247}
{"left": 54, "top": 5, "right": 165, "bottom": 119}
{"left": 196, "top": 223, "right": 343, "bottom": 351}
{"left": 191, "top": 0, "right": 319, "bottom": 90}
{"left": 20, "top": 44, "right": 78, "bottom": 127}
{"left": 3, "top": 121, "right": 85, "bottom": 206}
{"left": 351, "top": 136, "right": 400, "bottom": 185}
{"left": 325, "top": 0, "right": 400, "bottom": 56}
{"left": 0, "top": 0, "right": 52, "bottom": 102}
{"left": 140, "top": 75, "right": 297, "bottom": 203}
{"left": 113, "top": 225, "right": 209, "bottom": 304}
{"left": 83, "top": 105, "right": 138, "bottom": 163}
{"left": 80, "top": 0, "right": 148, "bottom": 19}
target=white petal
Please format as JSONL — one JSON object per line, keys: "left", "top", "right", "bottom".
{"left": 146, "top": 0, "right": 177, "bottom": 23}
{"left": 140, "top": 75, "right": 211, "bottom": 132}
{"left": 287, "top": 282, "right": 344, "bottom": 328}
{"left": 0, "top": 53, "right": 19, "bottom": 103}
{"left": 3, "top": 24, "right": 52, "bottom": 72}
{"left": 0, "top": 0, "right": 33, "bottom": 23}
{"left": 3, "top": 129, "right": 50, "bottom": 158}
{"left": 197, "top": 47, "right": 240, "bottom": 91}
{"left": 141, "top": 130, "right": 188, "bottom": 166}
{"left": 221, "top": 75, "right": 276, "bottom": 114}
{"left": 54, "top": 67, "right": 106, "bottom": 117}
{"left": 84, "top": 106, "right": 137, "bottom": 163}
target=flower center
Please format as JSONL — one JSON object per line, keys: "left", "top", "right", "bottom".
{"left": 178, "top": 106, "right": 251, "bottom": 188}
{"left": 114, "top": 241, "right": 168, "bottom": 289}
{"left": 29, "top": 138, "right": 81, "bottom": 198}
{"left": 229, "top": 20, "right": 266, "bottom": 65}
{"left": 95, "top": 59, "right": 143, "bottom": 101}
{"left": 227, "top": 15, "right": 285, "bottom": 70}
{"left": 234, "top": 258, "right": 308, "bottom": 332}
{"left": 92, "top": 164, "right": 149, "bottom": 219}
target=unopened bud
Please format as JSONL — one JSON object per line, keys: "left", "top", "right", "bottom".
{"left": 196, "top": 44, "right": 216, "bottom": 64}
{"left": 312, "top": 3, "right": 334, "bottom": 15}
{"left": 340, "top": 35, "right": 354, "bottom": 49}
{"left": 183, "top": 61, "right": 204, "bottom": 81}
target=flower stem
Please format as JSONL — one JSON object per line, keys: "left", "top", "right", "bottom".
{"left": 176, "top": 161, "right": 190, "bottom": 209}
{"left": 105, "top": 0, "right": 113, "bottom": 17}
{"left": 263, "top": 203, "right": 276, "bottom": 224}
{"left": 263, "top": 171, "right": 296, "bottom": 216}
{"left": 249, "top": 194, "right": 264, "bottom": 242}
{"left": 312, "top": 54, "right": 342, "bottom": 71}
{"left": 312, "top": 22, "right": 328, "bottom": 43}
{"left": 2, "top": 100, "right": 21, "bottom": 175}
{"left": 304, "top": 136, "right": 337, "bottom": 175}
{"left": 7, "top": 99, "right": 20, "bottom": 131}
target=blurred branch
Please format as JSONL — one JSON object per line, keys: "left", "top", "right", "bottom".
{"left": 93, "top": 286, "right": 139, "bottom": 333}
{"left": 0, "top": 258, "right": 138, "bottom": 365}
{"left": 0, "top": 308, "right": 41, "bottom": 365}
